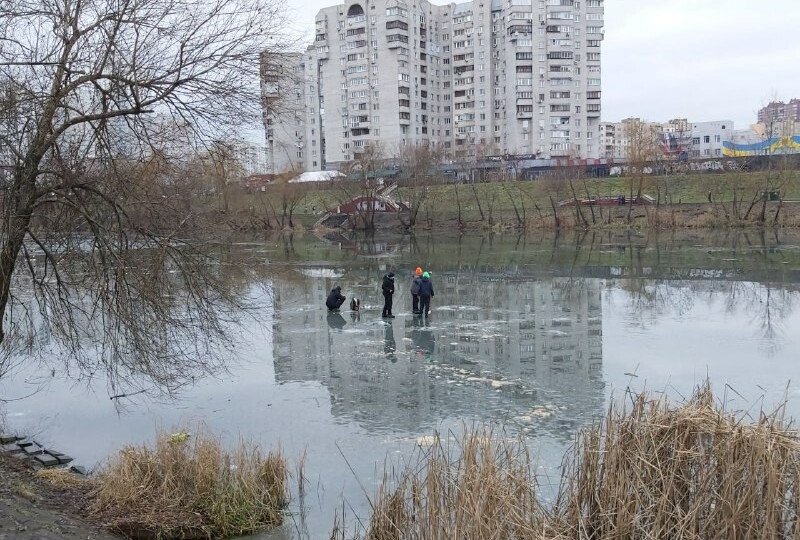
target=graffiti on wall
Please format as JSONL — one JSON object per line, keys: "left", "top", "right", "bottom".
{"left": 609, "top": 159, "right": 745, "bottom": 177}
{"left": 723, "top": 136, "right": 800, "bottom": 157}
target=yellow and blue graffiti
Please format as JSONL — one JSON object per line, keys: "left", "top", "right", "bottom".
{"left": 723, "top": 136, "right": 800, "bottom": 157}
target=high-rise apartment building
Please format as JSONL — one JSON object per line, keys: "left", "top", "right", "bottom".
{"left": 263, "top": 0, "right": 604, "bottom": 173}
{"left": 757, "top": 99, "right": 800, "bottom": 139}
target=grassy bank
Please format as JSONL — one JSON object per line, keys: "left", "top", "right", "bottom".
{"left": 207, "top": 169, "right": 800, "bottom": 231}
{"left": 333, "top": 385, "right": 800, "bottom": 539}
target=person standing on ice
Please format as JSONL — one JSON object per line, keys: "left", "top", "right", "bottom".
{"left": 410, "top": 267, "right": 423, "bottom": 314}
{"left": 381, "top": 272, "right": 396, "bottom": 318}
{"left": 418, "top": 271, "right": 434, "bottom": 317}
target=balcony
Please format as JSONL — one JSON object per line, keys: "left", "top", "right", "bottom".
{"left": 507, "top": 25, "right": 533, "bottom": 37}
{"left": 386, "top": 20, "right": 408, "bottom": 31}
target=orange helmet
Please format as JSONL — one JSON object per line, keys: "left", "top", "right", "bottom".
{"left": 415, "top": 267, "right": 423, "bottom": 275}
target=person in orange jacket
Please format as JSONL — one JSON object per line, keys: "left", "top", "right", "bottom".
{"left": 410, "top": 267, "right": 423, "bottom": 314}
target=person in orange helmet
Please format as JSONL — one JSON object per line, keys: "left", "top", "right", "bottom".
{"left": 410, "top": 267, "right": 423, "bottom": 314}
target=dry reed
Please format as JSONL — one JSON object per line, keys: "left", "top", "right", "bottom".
{"left": 338, "top": 386, "right": 800, "bottom": 540}
{"left": 342, "top": 425, "right": 547, "bottom": 540}
{"left": 553, "top": 385, "right": 800, "bottom": 539}
{"left": 91, "top": 429, "right": 289, "bottom": 539}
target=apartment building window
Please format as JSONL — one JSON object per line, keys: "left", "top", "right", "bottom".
{"left": 714, "top": 135, "right": 721, "bottom": 142}
{"left": 386, "top": 6, "right": 407, "bottom": 16}
{"left": 704, "top": 135, "right": 710, "bottom": 143}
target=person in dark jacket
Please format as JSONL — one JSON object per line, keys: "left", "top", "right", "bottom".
{"left": 326, "top": 286, "right": 346, "bottom": 311}
{"left": 381, "top": 272, "right": 395, "bottom": 318}
{"left": 410, "top": 267, "right": 423, "bottom": 314}
{"left": 418, "top": 271, "right": 434, "bottom": 317}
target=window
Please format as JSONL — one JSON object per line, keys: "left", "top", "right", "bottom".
{"left": 704, "top": 135, "right": 710, "bottom": 143}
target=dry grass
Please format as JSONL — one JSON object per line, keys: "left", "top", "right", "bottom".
{"left": 553, "top": 386, "right": 800, "bottom": 539}
{"left": 35, "top": 468, "right": 93, "bottom": 489}
{"left": 91, "top": 429, "right": 288, "bottom": 539}
{"left": 338, "top": 386, "right": 800, "bottom": 540}
{"left": 336, "top": 425, "right": 547, "bottom": 540}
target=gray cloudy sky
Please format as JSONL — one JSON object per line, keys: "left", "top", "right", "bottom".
{"left": 284, "top": 0, "right": 800, "bottom": 130}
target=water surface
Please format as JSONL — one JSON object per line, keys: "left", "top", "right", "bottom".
{"left": 2, "top": 230, "right": 800, "bottom": 538}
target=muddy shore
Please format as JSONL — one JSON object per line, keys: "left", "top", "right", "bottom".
{"left": 0, "top": 453, "right": 119, "bottom": 540}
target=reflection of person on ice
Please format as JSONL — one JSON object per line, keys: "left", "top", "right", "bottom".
{"left": 418, "top": 271, "right": 434, "bottom": 317}
{"left": 410, "top": 267, "right": 423, "bottom": 314}
{"left": 326, "top": 286, "right": 346, "bottom": 311}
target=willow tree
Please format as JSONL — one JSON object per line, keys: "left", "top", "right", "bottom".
{"left": 0, "top": 0, "right": 290, "bottom": 395}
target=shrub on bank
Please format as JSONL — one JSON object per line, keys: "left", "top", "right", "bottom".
{"left": 92, "top": 429, "right": 288, "bottom": 539}
{"left": 336, "top": 386, "right": 800, "bottom": 539}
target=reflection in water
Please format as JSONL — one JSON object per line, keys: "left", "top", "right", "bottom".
{"left": 4, "top": 231, "right": 800, "bottom": 540}
{"left": 326, "top": 312, "right": 347, "bottom": 331}
{"left": 383, "top": 323, "right": 397, "bottom": 363}
{"left": 274, "top": 271, "right": 605, "bottom": 440}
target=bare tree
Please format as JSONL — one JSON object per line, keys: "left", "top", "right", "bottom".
{"left": 397, "top": 144, "right": 443, "bottom": 230}
{"left": 264, "top": 171, "right": 307, "bottom": 229}
{"left": 335, "top": 143, "right": 387, "bottom": 231}
{"left": 622, "top": 118, "right": 661, "bottom": 222}
{"left": 205, "top": 141, "right": 245, "bottom": 214}
{"left": 0, "top": 0, "right": 291, "bottom": 394}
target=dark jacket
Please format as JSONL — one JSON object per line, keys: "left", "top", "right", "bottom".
{"left": 418, "top": 276, "right": 434, "bottom": 297}
{"left": 410, "top": 275, "right": 421, "bottom": 295}
{"left": 382, "top": 274, "right": 395, "bottom": 294}
{"left": 326, "top": 286, "right": 346, "bottom": 309}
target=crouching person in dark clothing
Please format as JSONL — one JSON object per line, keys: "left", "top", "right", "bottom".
{"left": 381, "top": 272, "right": 395, "bottom": 318}
{"left": 326, "top": 286, "right": 346, "bottom": 311}
{"left": 418, "top": 271, "right": 434, "bottom": 316}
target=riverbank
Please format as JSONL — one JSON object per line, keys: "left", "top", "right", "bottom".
{"left": 0, "top": 453, "right": 119, "bottom": 539}
{"left": 208, "top": 169, "right": 800, "bottom": 231}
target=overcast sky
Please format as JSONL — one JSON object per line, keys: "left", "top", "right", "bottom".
{"left": 283, "top": 0, "right": 799, "bottom": 131}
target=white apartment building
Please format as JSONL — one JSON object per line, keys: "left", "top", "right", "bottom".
{"left": 263, "top": 0, "right": 604, "bottom": 171}
{"left": 232, "top": 142, "right": 271, "bottom": 177}
{"left": 261, "top": 51, "right": 312, "bottom": 173}
{"left": 688, "top": 120, "right": 733, "bottom": 159}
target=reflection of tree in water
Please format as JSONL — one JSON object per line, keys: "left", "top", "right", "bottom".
{"left": 615, "top": 278, "right": 798, "bottom": 356}
{"left": 3, "top": 243, "right": 271, "bottom": 403}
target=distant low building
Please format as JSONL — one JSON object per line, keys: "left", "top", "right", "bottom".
{"left": 289, "top": 170, "right": 345, "bottom": 183}
{"left": 241, "top": 173, "right": 276, "bottom": 191}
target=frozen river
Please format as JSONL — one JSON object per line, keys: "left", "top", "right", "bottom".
{"left": 2, "top": 230, "right": 800, "bottom": 538}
